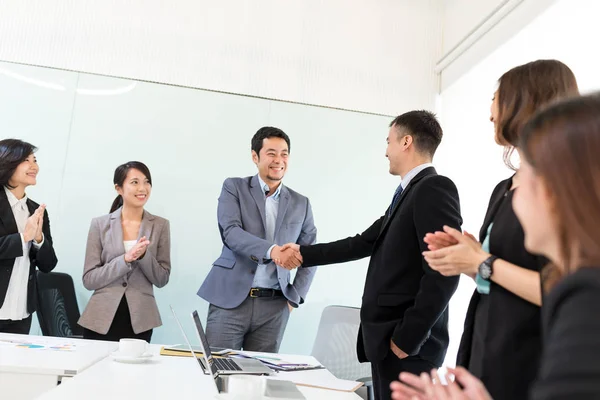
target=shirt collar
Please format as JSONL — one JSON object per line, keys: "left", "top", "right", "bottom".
{"left": 401, "top": 163, "right": 434, "bottom": 189}
{"left": 257, "top": 175, "right": 283, "bottom": 200}
{"left": 4, "top": 186, "right": 28, "bottom": 210}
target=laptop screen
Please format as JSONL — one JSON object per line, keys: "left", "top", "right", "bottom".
{"left": 191, "top": 310, "right": 219, "bottom": 376}
{"left": 169, "top": 305, "right": 218, "bottom": 380}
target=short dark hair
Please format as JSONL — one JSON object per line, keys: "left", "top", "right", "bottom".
{"left": 251, "top": 127, "right": 291, "bottom": 157}
{"left": 0, "top": 139, "right": 38, "bottom": 189}
{"left": 110, "top": 161, "right": 153, "bottom": 213}
{"left": 389, "top": 110, "right": 442, "bottom": 157}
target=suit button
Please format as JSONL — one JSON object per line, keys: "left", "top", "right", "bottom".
{"left": 122, "top": 282, "right": 127, "bottom": 287}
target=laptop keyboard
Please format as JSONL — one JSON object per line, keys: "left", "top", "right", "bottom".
{"left": 214, "top": 357, "right": 242, "bottom": 371}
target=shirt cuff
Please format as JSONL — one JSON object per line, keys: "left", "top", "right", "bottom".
{"left": 266, "top": 245, "right": 277, "bottom": 260}
{"left": 32, "top": 233, "right": 45, "bottom": 249}
{"left": 20, "top": 233, "right": 28, "bottom": 251}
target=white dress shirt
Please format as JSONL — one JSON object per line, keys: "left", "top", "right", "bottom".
{"left": 0, "top": 187, "right": 43, "bottom": 320}
{"left": 401, "top": 163, "right": 434, "bottom": 190}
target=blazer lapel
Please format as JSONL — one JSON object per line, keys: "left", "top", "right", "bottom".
{"left": 378, "top": 167, "right": 436, "bottom": 237}
{"left": 139, "top": 210, "right": 155, "bottom": 242}
{"left": 0, "top": 189, "right": 18, "bottom": 234}
{"left": 109, "top": 208, "right": 124, "bottom": 254}
{"left": 478, "top": 177, "right": 513, "bottom": 241}
{"left": 26, "top": 199, "right": 37, "bottom": 216}
{"left": 250, "top": 175, "right": 267, "bottom": 230}
{"left": 274, "top": 186, "right": 290, "bottom": 239}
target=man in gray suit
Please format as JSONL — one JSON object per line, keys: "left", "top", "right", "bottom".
{"left": 198, "top": 126, "right": 317, "bottom": 353}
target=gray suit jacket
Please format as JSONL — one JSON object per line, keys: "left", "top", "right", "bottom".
{"left": 78, "top": 208, "right": 171, "bottom": 334}
{"left": 198, "top": 175, "right": 317, "bottom": 309}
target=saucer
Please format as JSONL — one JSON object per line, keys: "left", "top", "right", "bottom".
{"left": 110, "top": 351, "right": 153, "bottom": 364}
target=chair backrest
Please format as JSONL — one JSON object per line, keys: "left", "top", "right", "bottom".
{"left": 310, "top": 305, "right": 371, "bottom": 381}
{"left": 36, "top": 271, "right": 83, "bottom": 337}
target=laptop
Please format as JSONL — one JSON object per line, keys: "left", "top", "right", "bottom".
{"left": 169, "top": 305, "right": 272, "bottom": 375}
{"left": 170, "top": 306, "right": 304, "bottom": 398}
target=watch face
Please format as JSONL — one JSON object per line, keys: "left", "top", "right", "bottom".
{"left": 479, "top": 263, "right": 492, "bottom": 280}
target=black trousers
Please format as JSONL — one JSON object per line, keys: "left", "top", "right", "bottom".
{"left": 83, "top": 296, "right": 152, "bottom": 342}
{"left": 0, "top": 314, "right": 32, "bottom": 334}
{"left": 371, "top": 351, "right": 436, "bottom": 400}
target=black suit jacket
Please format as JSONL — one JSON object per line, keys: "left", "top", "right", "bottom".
{"left": 456, "top": 177, "right": 544, "bottom": 400}
{"left": 300, "top": 167, "right": 462, "bottom": 365}
{"left": 0, "top": 189, "right": 58, "bottom": 314}
{"left": 530, "top": 267, "right": 600, "bottom": 399}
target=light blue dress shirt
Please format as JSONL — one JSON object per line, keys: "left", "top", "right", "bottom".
{"left": 252, "top": 175, "right": 282, "bottom": 289}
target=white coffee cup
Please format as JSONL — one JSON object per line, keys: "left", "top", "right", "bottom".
{"left": 227, "top": 375, "right": 265, "bottom": 396}
{"left": 118, "top": 339, "right": 147, "bottom": 357}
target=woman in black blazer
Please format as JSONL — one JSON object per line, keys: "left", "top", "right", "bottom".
{"left": 390, "top": 93, "right": 600, "bottom": 399}
{"left": 0, "top": 139, "right": 58, "bottom": 334}
{"left": 417, "top": 60, "right": 579, "bottom": 399}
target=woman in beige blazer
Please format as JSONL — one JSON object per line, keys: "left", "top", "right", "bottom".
{"left": 78, "top": 161, "right": 171, "bottom": 342}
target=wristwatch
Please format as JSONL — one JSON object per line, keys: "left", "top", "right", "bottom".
{"left": 478, "top": 255, "right": 498, "bottom": 280}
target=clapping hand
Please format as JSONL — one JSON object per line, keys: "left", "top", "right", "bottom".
{"left": 424, "top": 229, "right": 477, "bottom": 251}
{"left": 422, "top": 226, "right": 488, "bottom": 278}
{"left": 272, "top": 243, "right": 303, "bottom": 270}
{"left": 124, "top": 236, "right": 150, "bottom": 263}
{"left": 23, "top": 205, "right": 45, "bottom": 243}
{"left": 390, "top": 367, "right": 492, "bottom": 400}
{"left": 34, "top": 204, "right": 45, "bottom": 243}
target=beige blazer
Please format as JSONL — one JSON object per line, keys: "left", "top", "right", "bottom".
{"left": 78, "top": 208, "right": 171, "bottom": 335}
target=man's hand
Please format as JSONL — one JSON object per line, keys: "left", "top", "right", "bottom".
{"left": 288, "top": 302, "right": 294, "bottom": 312}
{"left": 391, "top": 340, "right": 409, "bottom": 359}
{"left": 272, "top": 244, "right": 303, "bottom": 270}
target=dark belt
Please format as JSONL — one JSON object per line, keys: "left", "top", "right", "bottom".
{"left": 249, "top": 288, "right": 283, "bottom": 298}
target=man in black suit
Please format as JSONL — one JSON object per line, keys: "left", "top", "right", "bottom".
{"left": 279, "top": 110, "right": 462, "bottom": 400}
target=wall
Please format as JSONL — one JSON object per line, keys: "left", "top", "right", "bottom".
{"left": 0, "top": 0, "right": 444, "bottom": 116}
{"left": 437, "top": 0, "right": 600, "bottom": 366}
{"left": 0, "top": 60, "right": 396, "bottom": 356}
{"left": 440, "top": 0, "right": 558, "bottom": 90}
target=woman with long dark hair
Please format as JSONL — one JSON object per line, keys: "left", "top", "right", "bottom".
{"left": 391, "top": 92, "right": 600, "bottom": 399}
{"left": 0, "top": 139, "right": 58, "bottom": 334}
{"left": 78, "top": 161, "right": 171, "bottom": 342}
{"left": 418, "top": 60, "right": 579, "bottom": 399}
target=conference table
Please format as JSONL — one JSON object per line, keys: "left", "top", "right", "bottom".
{"left": 0, "top": 333, "right": 117, "bottom": 399}
{"left": 0, "top": 334, "right": 362, "bottom": 399}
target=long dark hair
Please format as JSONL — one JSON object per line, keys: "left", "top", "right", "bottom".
{"left": 520, "top": 92, "right": 600, "bottom": 289}
{"left": 0, "top": 139, "right": 38, "bottom": 189}
{"left": 110, "top": 161, "right": 153, "bottom": 213}
{"left": 496, "top": 59, "right": 579, "bottom": 169}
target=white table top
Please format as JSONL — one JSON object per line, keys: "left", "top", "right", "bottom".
{"left": 35, "top": 344, "right": 362, "bottom": 400}
{"left": 0, "top": 333, "right": 117, "bottom": 377}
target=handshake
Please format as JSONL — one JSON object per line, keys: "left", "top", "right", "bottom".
{"left": 271, "top": 243, "right": 303, "bottom": 270}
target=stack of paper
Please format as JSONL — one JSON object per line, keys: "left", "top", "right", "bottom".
{"left": 239, "top": 354, "right": 324, "bottom": 372}
{"left": 268, "top": 370, "right": 363, "bottom": 392}
{"left": 159, "top": 344, "right": 232, "bottom": 358}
